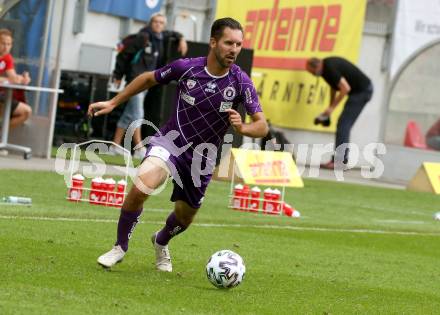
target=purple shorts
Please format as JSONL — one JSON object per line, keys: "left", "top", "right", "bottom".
{"left": 145, "top": 144, "right": 214, "bottom": 209}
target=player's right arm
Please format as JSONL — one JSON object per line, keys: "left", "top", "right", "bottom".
{"left": 88, "top": 71, "right": 158, "bottom": 117}
{"left": 89, "top": 58, "right": 190, "bottom": 117}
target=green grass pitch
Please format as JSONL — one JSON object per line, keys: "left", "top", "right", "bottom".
{"left": 1, "top": 169, "right": 440, "bottom": 314}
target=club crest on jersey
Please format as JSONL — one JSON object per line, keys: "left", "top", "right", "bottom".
{"left": 219, "top": 101, "right": 233, "bottom": 112}
{"left": 223, "top": 86, "right": 236, "bottom": 100}
{"left": 204, "top": 81, "right": 217, "bottom": 93}
{"left": 186, "top": 79, "right": 196, "bottom": 89}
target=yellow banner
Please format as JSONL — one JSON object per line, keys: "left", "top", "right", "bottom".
{"left": 215, "top": 0, "right": 366, "bottom": 131}
{"left": 424, "top": 162, "right": 440, "bottom": 194}
{"left": 231, "top": 148, "right": 304, "bottom": 187}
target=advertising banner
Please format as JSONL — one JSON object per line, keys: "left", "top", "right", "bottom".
{"left": 230, "top": 148, "right": 304, "bottom": 187}
{"left": 89, "top": 0, "right": 163, "bottom": 22}
{"left": 390, "top": 0, "right": 440, "bottom": 78}
{"left": 407, "top": 162, "right": 440, "bottom": 194}
{"left": 215, "top": 0, "right": 366, "bottom": 131}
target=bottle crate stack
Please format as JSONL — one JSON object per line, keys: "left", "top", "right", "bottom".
{"left": 67, "top": 174, "right": 127, "bottom": 207}
{"left": 230, "top": 184, "right": 300, "bottom": 217}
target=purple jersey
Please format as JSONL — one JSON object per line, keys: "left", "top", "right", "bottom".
{"left": 151, "top": 57, "right": 262, "bottom": 154}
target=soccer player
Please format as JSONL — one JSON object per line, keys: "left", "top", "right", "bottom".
{"left": 88, "top": 18, "right": 268, "bottom": 272}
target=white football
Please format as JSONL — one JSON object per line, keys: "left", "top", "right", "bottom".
{"left": 206, "top": 250, "right": 245, "bottom": 289}
{"left": 434, "top": 212, "right": 440, "bottom": 221}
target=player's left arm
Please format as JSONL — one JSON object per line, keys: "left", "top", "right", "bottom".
{"left": 226, "top": 109, "right": 268, "bottom": 138}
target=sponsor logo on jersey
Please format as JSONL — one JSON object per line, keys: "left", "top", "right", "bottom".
{"left": 204, "top": 81, "right": 217, "bottom": 93}
{"left": 0, "top": 61, "right": 5, "bottom": 71}
{"left": 160, "top": 68, "right": 171, "bottom": 78}
{"left": 181, "top": 92, "right": 195, "bottom": 105}
{"left": 219, "top": 101, "right": 233, "bottom": 112}
{"left": 245, "top": 87, "right": 252, "bottom": 104}
{"left": 223, "top": 86, "right": 236, "bottom": 100}
{"left": 186, "top": 79, "right": 196, "bottom": 89}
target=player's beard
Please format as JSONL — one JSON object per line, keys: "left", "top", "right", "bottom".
{"left": 214, "top": 47, "right": 235, "bottom": 69}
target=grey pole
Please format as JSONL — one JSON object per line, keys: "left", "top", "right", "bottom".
{"left": 46, "top": 0, "right": 67, "bottom": 159}
{"left": 33, "top": 0, "right": 54, "bottom": 114}
{"left": 201, "top": 0, "right": 217, "bottom": 42}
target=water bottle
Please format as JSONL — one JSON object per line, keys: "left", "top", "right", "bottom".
{"left": 2, "top": 196, "right": 32, "bottom": 204}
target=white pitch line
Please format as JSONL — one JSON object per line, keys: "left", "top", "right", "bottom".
{"left": 0, "top": 215, "right": 439, "bottom": 237}
{"left": 374, "top": 219, "right": 426, "bottom": 225}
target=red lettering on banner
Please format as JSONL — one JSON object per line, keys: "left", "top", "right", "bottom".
{"left": 264, "top": 0, "right": 279, "bottom": 50}
{"left": 243, "top": 10, "right": 258, "bottom": 48}
{"left": 271, "top": 161, "right": 279, "bottom": 176}
{"left": 255, "top": 178, "right": 289, "bottom": 184}
{"left": 248, "top": 160, "right": 289, "bottom": 179}
{"left": 320, "top": 5, "right": 341, "bottom": 51}
{"left": 252, "top": 56, "right": 307, "bottom": 70}
{"left": 257, "top": 9, "right": 269, "bottom": 50}
{"left": 300, "top": 6, "right": 324, "bottom": 51}
{"left": 273, "top": 8, "right": 293, "bottom": 50}
{"left": 293, "top": 7, "right": 306, "bottom": 51}
{"left": 243, "top": 0, "right": 342, "bottom": 55}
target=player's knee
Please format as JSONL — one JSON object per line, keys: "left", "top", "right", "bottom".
{"left": 135, "top": 176, "right": 164, "bottom": 195}
{"left": 136, "top": 157, "right": 169, "bottom": 194}
{"left": 128, "top": 185, "right": 149, "bottom": 203}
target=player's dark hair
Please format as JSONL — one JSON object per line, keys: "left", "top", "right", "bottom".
{"left": 210, "top": 18, "right": 243, "bottom": 41}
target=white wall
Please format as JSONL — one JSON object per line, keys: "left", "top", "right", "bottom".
{"left": 165, "top": 0, "right": 211, "bottom": 41}
{"left": 50, "top": 1, "right": 214, "bottom": 74}
{"left": 353, "top": 31, "right": 388, "bottom": 155}
{"left": 58, "top": 1, "right": 114, "bottom": 72}
{"left": 51, "top": 1, "right": 147, "bottom": 74}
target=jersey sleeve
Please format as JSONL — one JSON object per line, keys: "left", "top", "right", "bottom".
{"left": 238, "top": 71, "right": 262, "bottom": 115}
{"left": 4, "top": 54, "right": 14, "bottom": 70}
{"left": 154, "top": 58, "right": 191, "bottom": 84}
